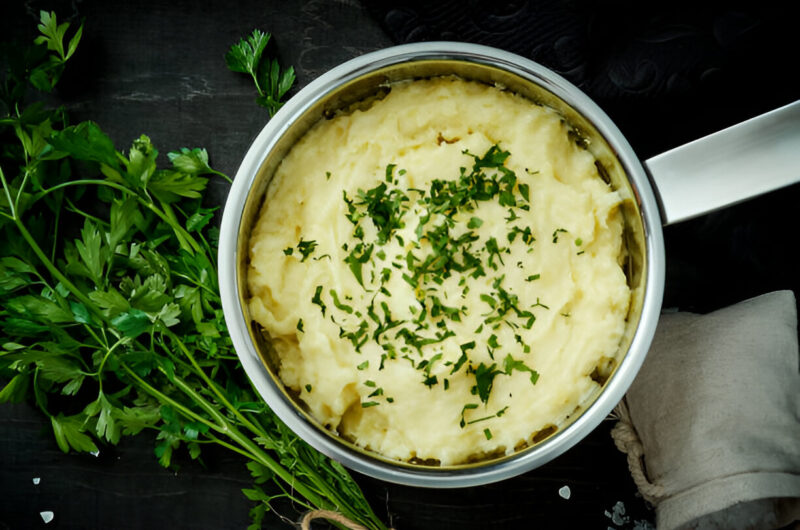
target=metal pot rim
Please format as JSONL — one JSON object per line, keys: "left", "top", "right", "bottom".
{"left": 219, "top": 41, "right": 666, "bottom": 487}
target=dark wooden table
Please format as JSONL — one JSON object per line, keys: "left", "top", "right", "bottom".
{"left": 2, "top": 1, "right": 798, "bottom": 528}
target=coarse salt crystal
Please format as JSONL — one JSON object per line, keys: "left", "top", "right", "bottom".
{"left": 40, "top": 511, "right": 54, "bottom": 524}
{"left": 612, "top": 500, "right": 629, "bottom": 526}
{"left": 558, "top": 485, "right": 571, "bottom": 499}
{"left": 32, "top": 477, "right": 40, "bottom": 485}
{"left": 604, "top": 500, "right": 630, "bottom": 526}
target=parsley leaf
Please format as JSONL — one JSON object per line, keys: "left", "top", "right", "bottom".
{"left": 225, "top": 29, "right": 296, "bottom": 116}
{"left": 35, "top": 11, "right": 83, "bottom": 62}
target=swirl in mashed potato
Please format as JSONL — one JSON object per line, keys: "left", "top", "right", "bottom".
{"left": 247, "top": 77, "right": 630, "bottom": 465}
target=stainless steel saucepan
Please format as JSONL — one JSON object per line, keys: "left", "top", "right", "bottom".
{"left": 218, "top": 42, "right": 800, "bottom": 487}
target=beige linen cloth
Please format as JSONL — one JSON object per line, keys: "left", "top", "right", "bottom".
{"left": 612, "top": 290, "right": 800, "bottom": 529}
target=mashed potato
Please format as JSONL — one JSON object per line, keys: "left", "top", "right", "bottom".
{"left": 247, "top": 77, "right": 630, "bottom": 465}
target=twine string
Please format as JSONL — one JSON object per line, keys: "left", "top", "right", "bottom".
{"left": 610, "top": 400, "right": 666, "bottom": 504}
{"left": 299, "top": 509, "right": 370, "bottom": 530}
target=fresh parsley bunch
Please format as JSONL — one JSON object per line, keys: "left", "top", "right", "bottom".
{"left": 0, "top": 11, "right": 385, "bottom": 530}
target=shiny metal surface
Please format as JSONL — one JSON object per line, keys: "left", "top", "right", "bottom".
{"left": 645, "top": 100, "right": 800, "bottom": 226}
{"left": 219, "top": 42, "right": 666, "bottom": 487}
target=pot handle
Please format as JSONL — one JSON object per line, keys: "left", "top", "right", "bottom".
{"left": 644, "top": 100, "right": 800, "bottom": 226}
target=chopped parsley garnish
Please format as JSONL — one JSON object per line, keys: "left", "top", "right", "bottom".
{"left": 423, "top": 375, "right": 438, "bottom": 388}
{"left": 419, "top": 352, "right": 443, "bottom": 388}
{"left": 311, "top": 285, "right": 326, "bottom": 316}
{"left": 297, "top": 238, "right": 318, "bottom": 261}
{"left": 508, "top": 226, "right": 535, "bottom": 245}
{"left": 341, "top": 320, "right": 370, "bottom": 352}
{"left": 354, "top": 182, "right": 409, "bottom": 244}
{"left": 467, "top": 216, "right": 483, "bottom": 229}
{"left": 344, "top": 242, "right": 374, "bottom": 287}
{"left": 552, "top": 228, "right": 568, "bottom": 243}
{"left": 459, "top": 403, "right": 479, "bottom": 428}
{"left": 503, "top": 354, "right": 539, "bottom": 384}
{"left": 485, "top": 237, "right": 505, "bottom": 269}
{"left": 295, "top": 145, "right": 550, "bottom": 427}
{"left": 518, "top": 183, "right": 530, "bottom": 202}
{"left": 284, "top": 238, "right": 318, "bottom": 261}
{"left": 428, "top": 296, "right": 463, "bottom": 321}
{"left": 470, "top": 362, "right": 503, "bottom": 404}
{"left": 296, "top": 318, "right": 304, "bottom": 332}
{"left": 450, "top": 341, "right": 474, "bottom": 375}
{"left": 330, "top": 289, "right": 354, "bottom": 314}
{"left": 531, "top": 298, "right": 549, "bottom": 310}
{"left": 460, "top": 404, "right": 510, "bottom": 428}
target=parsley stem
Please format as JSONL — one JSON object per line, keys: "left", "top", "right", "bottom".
{"left": 120, "top": 363, "right": 221, "bottom": 432}
{"left": 11, "top": 215, "right": 102, "bottom": 320}
{"left": 92, "top": 337, "right": 126, "bottom": 391}
{"left": 211, "top": 169, "right": 232, "bottom": 183}
{"left": 164, "top": 370, "right": 339, "bottom": 515}
{"left": 32, "top": 179, "right": 204, "bottom": 254}
{"left": 158, "top": 199, "right": 201, "bottom": 254}
{"left": 202, "top": 433, "right": 306, "bottom": 495}
{"left": 51, "top": 193, "right": 62, "bottom": 262}
{"left": 241, "top": 412, "right": 371, "bottom": 523}
{"left": 13, "top": 168, "right": 31, "bottom": 216}
{"left": 0, "top": 165, "right": 17, "bottom": 217}
{"left": 173, "top": 203, "right": 222, "bottom": 269}
{"left": 165, "top": 330, "right": 262, "bottom": 436}
{"left": 249, "top": 72, "right": 264, "bottom": 99}
{"left": 81, "top": 323, "right": 110, "bottom": 359}
{"left": 171, "top": 272, "right": 219, "bottom": 298}
{"left": 157, "top": 331, "right": 383, "bottom": 525}
{"left": 202, "top": 433, "right": 261, "bottom": 460}
{"left": 64, "top": 196, "right": 110, "bottom": 227}
{"left": 32, "top": 368, "right": 51, "bottom": 417}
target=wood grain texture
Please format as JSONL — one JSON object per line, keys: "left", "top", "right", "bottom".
{"left": 2, "top": 0, "right": 798, "bottom": 529}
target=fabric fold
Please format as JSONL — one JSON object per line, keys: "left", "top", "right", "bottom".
{"left": 612, "top": 290, "right": 800, "bottom": 529}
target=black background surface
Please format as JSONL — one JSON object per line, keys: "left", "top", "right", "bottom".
{"left": 1, "top": 1, "right": 798, "bottom": 528}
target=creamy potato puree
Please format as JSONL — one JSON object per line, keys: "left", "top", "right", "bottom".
{"left": 248, "top": 77, "right": 630, "bottom": 465}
